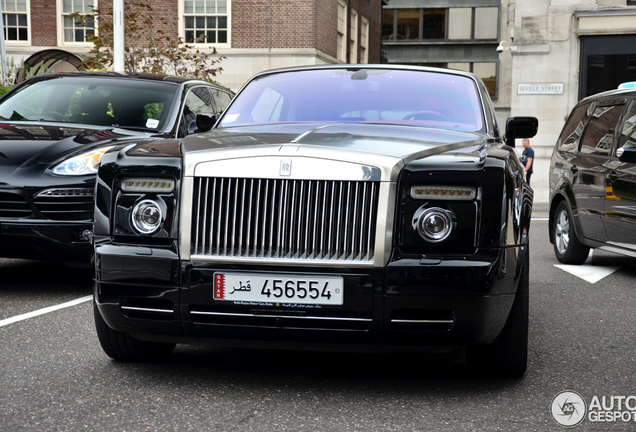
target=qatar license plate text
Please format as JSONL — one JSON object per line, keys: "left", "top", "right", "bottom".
{"left": 214, "top": 273, "right": 344, "bottom": 305}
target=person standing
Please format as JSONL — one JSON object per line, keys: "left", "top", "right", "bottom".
{"left": 522, "top": 138, "right": 534, "bottom": 185}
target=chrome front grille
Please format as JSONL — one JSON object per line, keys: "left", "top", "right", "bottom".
{"left": 33, "top": 188, "right": 94, "bottom": 221}
{"left": 190, "top": 177, "right": 379, "bottom": 264}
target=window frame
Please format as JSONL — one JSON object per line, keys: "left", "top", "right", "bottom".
{"left": 383, "top": 6, "right": 499, "bottom": 42}
{"left": 360, "top": 16, "right": 369, "bottom": 64}
{"left": 337, "top": 0, "right": 347, "bottom": 62}
{"left": 2, "top": 0, "right": 31, "bottom": 45}
{"left": 56, "top": 0, "right": 96, "bottom": 47}
{"left": 179, "top": 0, "right": 231, "bottom": 48}
{"left": 350, "top": 8, "right": 358, "bottom": 64}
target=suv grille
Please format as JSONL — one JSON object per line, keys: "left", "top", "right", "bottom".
{"left": 33, "top": 188, "right": 94, "bottom": 221}
{"left": 191, "top": 177, "right": 379, "bottom": 264}
{"left": 0, "top": 192, "right": 32, "bottom": 218}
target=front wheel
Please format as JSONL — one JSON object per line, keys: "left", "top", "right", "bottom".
{"left": 94, "top": 301, "right": 175, "bottom": 361}
{"left": 466, "top": 247, "right": 529, "bottom": 377}
{"left": 553, "top": 201, "right": 590, "bottom": 264}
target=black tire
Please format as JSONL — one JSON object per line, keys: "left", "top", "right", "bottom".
{"left": 93, "top": 301, "right": 175, "bottom": 361}
{"left": 553, "top": 201, "right": 590, "bottom": 264}
{"left": 467, "top": 247, "right": 529, "bottom": 377}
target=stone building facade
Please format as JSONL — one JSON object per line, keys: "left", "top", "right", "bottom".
{"left": 500, "top": 0, "right": 636, "bottom": 202}
{"left": 1, "top": 0, "right": 384, "bottom": 91}
{"left": 382, "top": 0, "right": 636, "bottom": 202}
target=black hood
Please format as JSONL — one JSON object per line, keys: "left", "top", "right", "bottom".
{"left": 0, "top": 123, "right": 138, "bottom": 167}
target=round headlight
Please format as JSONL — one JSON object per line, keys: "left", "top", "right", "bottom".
{"left": 131, "top": 200, "right": 163, "bottom": 235}
{"left": 413, "top": 207, "right": 455, "bottom": 243}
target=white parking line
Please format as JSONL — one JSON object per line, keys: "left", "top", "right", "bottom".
{"left": 0, "top": 295, "right": 93, "bottom": 327}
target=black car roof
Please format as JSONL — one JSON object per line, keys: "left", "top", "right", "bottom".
{"left": 579, "top": 86, "right": 636, "bottom": 104}
{"left": 19, "top": 71, "right": 229, "bottom": 90}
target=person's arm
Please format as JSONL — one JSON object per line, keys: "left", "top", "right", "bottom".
{"left": 525, "top": 156, "right": 533, "bottom": 172}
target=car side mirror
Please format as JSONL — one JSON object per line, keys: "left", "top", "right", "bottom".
{"left": 617, "top": 145, "right": 636, "bottom": 162}
{"left": 195, "top": 112, "right": 220, "bottom": 133}
{"left": 505, "top": 117, "right": 539, "bottom": 147}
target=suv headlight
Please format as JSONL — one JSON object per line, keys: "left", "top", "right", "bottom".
{"left": 52, "top": 146, "right": 114, "bottom": 176}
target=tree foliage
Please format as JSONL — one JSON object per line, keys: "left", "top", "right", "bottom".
{"left": 71, "top": 2, "right": 224, "bottom": 82}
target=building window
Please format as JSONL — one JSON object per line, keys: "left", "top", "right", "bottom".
{"left": 2, "top": 0, "right": 28, "bottom": 42}
{"left": 61, "top": 0, "right": 95, "bottom": 43}
{"left": 397, "top": 9, "right": 420, "bottom": 40}
{"left": 384, "top": 7, "right": 498, "bottom": 41}
{"left": 448, "top": 8, "right": 471, "bottom": 40}
{"left": 184, "top": 0, "right": 228, "bottom": 44}
{"left": 337, "top": 1, "right": 346, "bottom": 62}
{"left": 472, "top": 62, "right": 497, "bottom": 95}
{"left": 474, "top": 7, "right": 498, "bottom": 40}
{"left": 446, "top": 62, "right": 498, "bottom": 96}
{"left": 350, "top": 9, "right": 358, "bottom": 63}
{"left": 421, "top": 9, "right": 445, "bottom": 39}
{"left": 360, "top": 17, "right": 369, "bottom": 64}
{"left": 382, "top": 9, "right": 394, "bottom": 40}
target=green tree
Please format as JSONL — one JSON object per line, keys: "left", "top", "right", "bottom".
{"left": 71, "top": 2, "right": 224, "bottom": 82}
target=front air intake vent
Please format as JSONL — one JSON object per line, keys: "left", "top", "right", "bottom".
{"left": 33, "top": 188, "right": 94, "bottom": 221}
{"left": 0, "top": 192, "right": 31, "bottom": 218}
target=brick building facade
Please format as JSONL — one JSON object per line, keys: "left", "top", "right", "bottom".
{"left": 1, "top": 0, "right": 383, "bottom": 90}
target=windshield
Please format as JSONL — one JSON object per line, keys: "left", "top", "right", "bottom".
{"left": 220, "top": 68, "right": 484, "bottom": 132}
{"left": 0, "top": 76, "right": 178, "bottom": 132}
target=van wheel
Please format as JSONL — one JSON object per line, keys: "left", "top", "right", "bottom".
{"left": 94, "top": 301, "right": 175, "bottom": 361}
{"left": 553, "top": 201, "right": 590, "bottom": 264}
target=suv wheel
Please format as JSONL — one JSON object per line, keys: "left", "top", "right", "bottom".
{"left": 553, "top": 201, "right": 590, "bottom": 264}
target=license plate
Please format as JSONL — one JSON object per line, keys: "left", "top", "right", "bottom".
{"left": 214, "top": 272, "right": 344, "bottom": 305}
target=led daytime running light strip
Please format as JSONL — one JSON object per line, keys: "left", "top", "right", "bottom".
{"left": 121, "top": 178, "right": 175, "bottom": 193}
{"left": 35, "top": 188, "right": 94, "bottom": 197}
{"left": 410, "top": 185, "right": 476, "bottom": 200}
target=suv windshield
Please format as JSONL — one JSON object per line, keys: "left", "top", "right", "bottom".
{"left": 0, "top": 76, "right": 178, "bottom": 132}
{"left": 220, "top": 68, "right": 484, "bottom": 132}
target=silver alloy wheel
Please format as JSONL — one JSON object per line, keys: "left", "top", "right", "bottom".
{"left": 555, "top": 208, "right": 569, "bottom": 255}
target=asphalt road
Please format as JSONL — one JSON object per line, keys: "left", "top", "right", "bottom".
{"left": 2, "top": 216, "right": 636, "bottom": 431}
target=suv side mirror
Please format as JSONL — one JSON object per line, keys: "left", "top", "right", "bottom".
{"left": 617, "top": 145, "right": 636, "bottom": 162}
{"left": 505, "top": 117, "right": 539, "bottom": 147}
{"left": 195, "top": 112, "right": 221, "bottom": 133}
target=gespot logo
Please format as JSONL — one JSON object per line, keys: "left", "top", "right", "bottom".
{"left": 551, "top": 391, "right": 636, "bottom": 427}
{"left": 551, "top": 391, "right": 587, "bottom": 427}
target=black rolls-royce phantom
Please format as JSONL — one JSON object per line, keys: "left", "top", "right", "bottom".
{"left": 92, "top": 65, "right": 538, "bottom": 377}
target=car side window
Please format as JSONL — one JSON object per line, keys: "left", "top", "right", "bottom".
{"left": 579, "top": 103, "right": 625, "bottom": 156}
{"left": 617, "top": 101, "right": 636, "bottom": 153}
{"left": 178, "top": 87, "right": 216, "bottom": 138}
{"left": 557, "top": 102, "right": 592, "bottom": 152}
{"left": 212, "top": 89, "right": 233, "bottom": 113}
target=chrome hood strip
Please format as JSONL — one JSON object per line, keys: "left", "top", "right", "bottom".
{"left": 184, "top": 136, "right": 486, "bottom": 182}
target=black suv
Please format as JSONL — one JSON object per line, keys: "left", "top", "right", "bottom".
{"left": 549, "top": 83, "right": 636, "bottom": 264}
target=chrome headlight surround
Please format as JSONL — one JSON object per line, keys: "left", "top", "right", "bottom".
{"left": 131, "top": 199, "right": 164, "bottom": 235}
{"left": 412, "top": 207, "right": 456, "bottom": 243}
